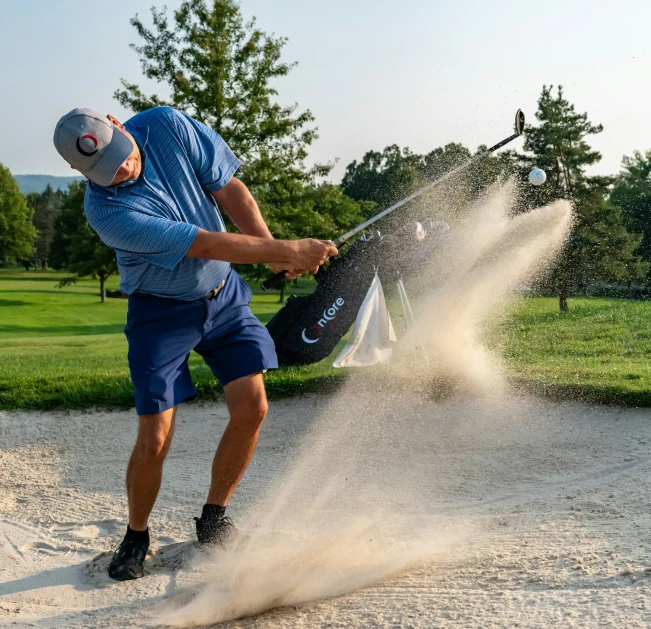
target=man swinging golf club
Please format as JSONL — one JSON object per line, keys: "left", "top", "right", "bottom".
{"left": 53, "top": 106, "right": 337, "bottom": 580}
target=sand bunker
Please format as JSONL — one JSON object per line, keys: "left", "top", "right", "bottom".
{"left": 2, "top": 396, "right": 651, "bottom": 628}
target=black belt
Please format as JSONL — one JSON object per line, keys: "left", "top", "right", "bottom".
{"left": 133, "top": 276, "right": 228, "bottom": 301}
{"left": 199, "top": 278, "right": 227, "bottom": 301}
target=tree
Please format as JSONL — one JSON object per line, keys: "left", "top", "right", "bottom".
{"left": 610, "top": 150, "right": 651, "bottom": 274}
{"left": 342, "top": 145, "right": 425, "bottom": 209}
{"left": 342, "top": 143, "right": 477, "bottom": 209}
{"left": 115, "top": 0, "right": 318, "bottom": 193}
{"left": 544, "top": 183, "right": 648, "bottom": 307}
{"left": 50, "top": 181, "right": 118, "bottom": 302}
{"left": 522, "top": 86, "right": 603, "bottom": 197}
{"left": 0, "top": 163, "right": 37, "bottom": 267}
{"left": 26, "top": 185, "right": 63, "bottom": 270}
{"left": 516, "top": 86, "right": 646, "bottom": 310}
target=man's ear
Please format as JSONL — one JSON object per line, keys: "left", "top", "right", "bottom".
{"left": 107, "top": 114, "right": 125, "bottom": 130}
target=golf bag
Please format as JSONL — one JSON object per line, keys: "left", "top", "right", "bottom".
{"left": 266, "top": 220, "right": 447, "bottom": 366}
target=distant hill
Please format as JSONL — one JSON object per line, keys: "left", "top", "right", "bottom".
{"left": 14, "top": 174, "right": 85, "bottom": 195}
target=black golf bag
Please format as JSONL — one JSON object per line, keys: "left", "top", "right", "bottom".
{"left": 266, "top": 220, "right": 447, "bottom": 366}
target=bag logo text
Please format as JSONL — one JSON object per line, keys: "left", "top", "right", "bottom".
{"left": 301, "top": 297, "right": 345, "bottom": 344}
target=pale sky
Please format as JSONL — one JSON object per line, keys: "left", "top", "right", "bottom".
{"left": 2, "top": 0, "right": 650, "bottom": 182}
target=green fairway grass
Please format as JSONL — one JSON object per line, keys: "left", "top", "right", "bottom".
{"left": 497, "top": 296, "right": 651, "bottom": 406}
{"left": 1, "top": 269, "right": 651, "bottom": 409}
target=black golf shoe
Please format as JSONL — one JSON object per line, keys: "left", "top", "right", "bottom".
{"left": 108, "top": 535, "right": 149, "bottom": 581}
{"left": 194, "top": 512, "right": 236, "bottom": 546}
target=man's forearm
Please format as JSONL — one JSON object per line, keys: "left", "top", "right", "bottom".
{"left": 211, "top": 178, "right": 273, "bottom": 239}
{"left": 187, "top": 229, "right": 296, "bottom": 266}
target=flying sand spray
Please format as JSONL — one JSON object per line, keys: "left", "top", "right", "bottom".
{"left": 161, "top": 110, "right": 575, "bottom": 626}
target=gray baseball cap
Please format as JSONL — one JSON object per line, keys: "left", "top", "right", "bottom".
{"left": 53, "top": 108, "right": 134, "bottom": 187}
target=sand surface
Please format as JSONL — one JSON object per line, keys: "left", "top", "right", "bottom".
{"left": 1, "top": 391, "right": 651, "bottom": 628}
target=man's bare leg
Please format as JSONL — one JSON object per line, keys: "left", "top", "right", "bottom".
{"left": 108, "top": 407, "right": 177, "bottom": 580}
{"left": 206, "top": 372, "right": 268, "bottom": 506}
{"left": 126, "top": 407, "right": 177, "bottom": 530}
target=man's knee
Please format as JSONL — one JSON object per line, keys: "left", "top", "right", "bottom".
{"left": 136, "top": 433, "right": 172, "bottom": 463}
{"left": 224, "top": 373, "right": 269, "bottom": 432}
{"left": 230, "top": 395, "right": 268, "bottom": 432}
{"left": 136, "top": 410, "right": 175, "bottom": 463}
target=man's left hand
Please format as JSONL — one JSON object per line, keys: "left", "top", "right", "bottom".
{"left": 268, "top": 239, "right": 334, "bottom": 279}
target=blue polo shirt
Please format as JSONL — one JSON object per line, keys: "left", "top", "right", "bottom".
{"left": 84, "top": 107, "right": 240, "bottom": 300}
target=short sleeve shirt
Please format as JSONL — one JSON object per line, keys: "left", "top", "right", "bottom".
{"left": 84, "top": 107, "right": 240, "bottom": 300}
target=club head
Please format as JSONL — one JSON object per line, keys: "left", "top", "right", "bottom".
{"left": 515, "top": 109, "right": 525, "bottom": 135}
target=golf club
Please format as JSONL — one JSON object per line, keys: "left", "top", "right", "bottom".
{"left": 261, "top": 109, "right": 525, "bottom": 291}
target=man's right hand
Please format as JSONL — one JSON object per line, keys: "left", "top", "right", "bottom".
{"left": 288, "top": 239, "right": 338, "bottom": 277}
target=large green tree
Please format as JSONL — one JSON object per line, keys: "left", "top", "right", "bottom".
{"left": 545, "top": 179, "right": 648, "bottom": 303}
{"left": 26, "top": 184, "right": 63, "bottom": 270}
{"left": 0, "top": 164, "right": 36, "bottom": 266}
{"left": 516, "top": 86, "right": 646, "bottom": 310}
{"left": 521, "top": 86, "right": 603, "bottom": 197}
{"left": 342, "top": 143, "right": 479, "bottom": 209}
{"left": 115, "top": 0, "right": 324, "bottom": 207}
{"left": 610, "top": 150, "right": 651, "bottom": 274}
{"left": 50, "top": 181, "right": 118, "bottom": 302}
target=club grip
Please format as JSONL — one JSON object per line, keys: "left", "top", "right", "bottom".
{"left": 260, "top": 271, "right": 287, "bottom": 292}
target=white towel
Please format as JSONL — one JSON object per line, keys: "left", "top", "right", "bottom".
{"left": 333, "top": 272, "right": 397, "bottom": 368}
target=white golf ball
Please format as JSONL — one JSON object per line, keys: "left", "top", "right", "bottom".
{"left": 529, "top": 168, "right": 547, "bottom": 186}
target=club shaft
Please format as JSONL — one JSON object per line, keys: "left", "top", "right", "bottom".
{"left": 335, "top": 131, "right": 519, "bottom": 246}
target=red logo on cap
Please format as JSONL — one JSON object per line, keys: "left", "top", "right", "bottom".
{"left": 76, "top": 134, "right": 99, "bottom": 157}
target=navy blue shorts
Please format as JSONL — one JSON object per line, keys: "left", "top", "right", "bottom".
{"left": 124, "top": 271, "right": 278, "bottom": 415}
